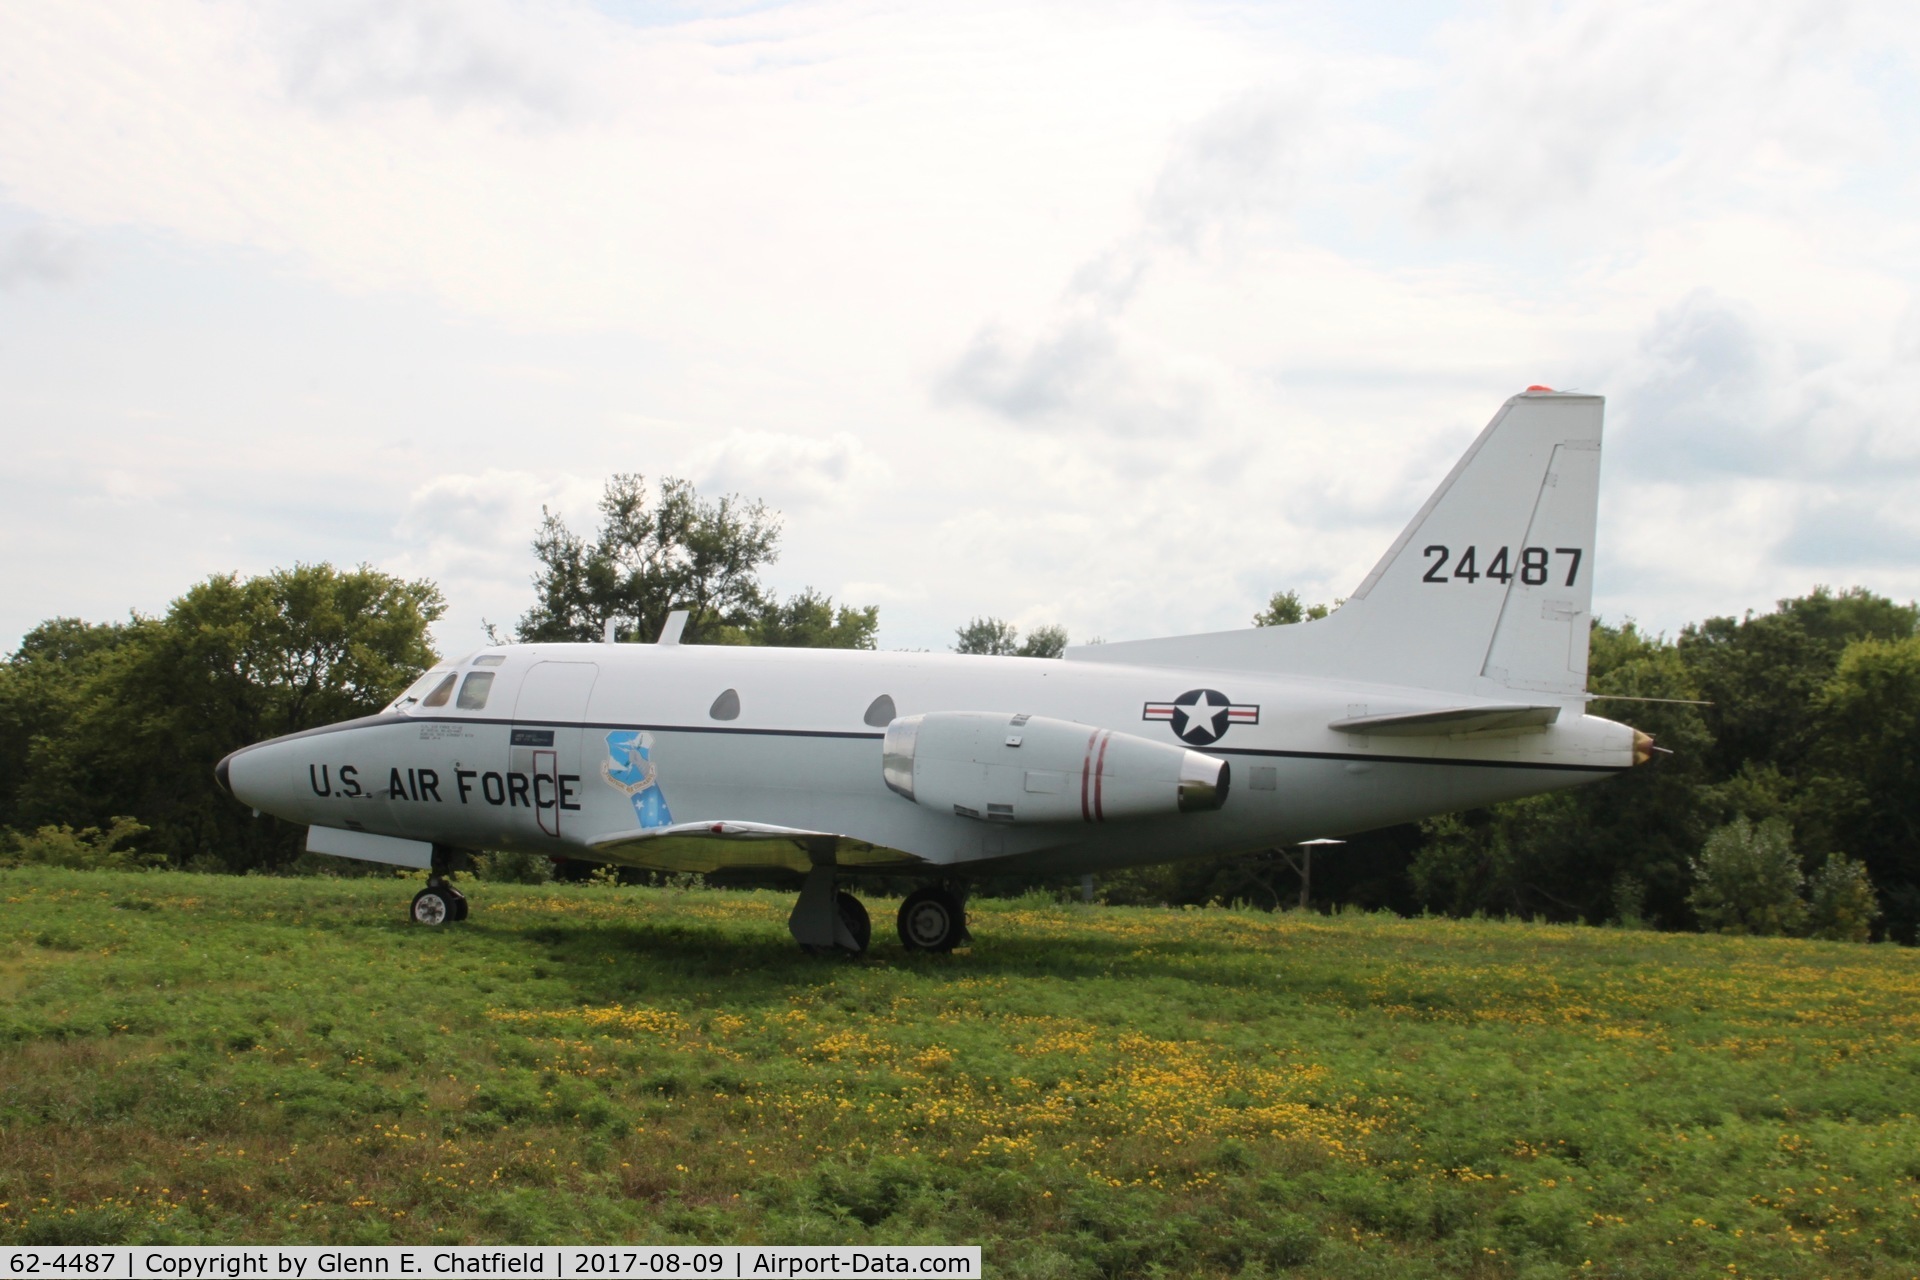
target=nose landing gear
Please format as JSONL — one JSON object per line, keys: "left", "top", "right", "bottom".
{"left": 409, "top": 874, "right": 468, "bottom": 926}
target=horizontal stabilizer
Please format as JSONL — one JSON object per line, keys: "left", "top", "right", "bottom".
{"left": 1328, "top": 704, "right": 1561, "bottom": 736}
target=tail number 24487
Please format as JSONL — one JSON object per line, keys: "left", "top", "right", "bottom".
{"left": 1422, "top": 545, "right": 1582, "bottom": 587}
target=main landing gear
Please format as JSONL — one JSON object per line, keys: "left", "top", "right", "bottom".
{"left": 786, "top": 870, "right": 968, "bottom": 955}
{"left": 788, "top": 867, "right": 869, "bottom": 954}
{"left": 409, "top": 873, "right": 468, "bottom": 926}
{"left": 897, "top": 885, "right": 968, "bottom": 953}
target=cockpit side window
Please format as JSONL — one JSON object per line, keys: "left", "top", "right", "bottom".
{"left": 420, "top": 673, "right": 458, "bottom": 708}
{"left": 456, "top": 671, "right": 495, "bottom": 710}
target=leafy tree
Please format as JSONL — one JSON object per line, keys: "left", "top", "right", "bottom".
{"left": 1409, "top": 810, "right": 1524, "bottom": 917}
{"left": 517, "top": 474, "right": 781, "bottom": 644}
{"left": 1688, "top": 816, "right": 1808, "bottom": 936}
{"left": 1679, "top": 586, "right": 1917, "bottom": 786}
{"left": 1017, "top": 625, "right": 1069, "bottom": 659}
{"left": 1253, "top": 590, "right": 1334, "bottom": 626}
{"left": 1808, "top": 633, "right": 1920, "bottom": 940}
{"left": 1806, "top": 852, "right": 1879, "bottom": 943}
{"left": 1408, "top": 620, "right": 1713, "bottom": 925}
{"left": 953, "top": 618, "right": 1067, "bottom": 658}
{"left": 515, "top": 474, "right": 875, "bottom": 649}
{"left": 7, "top": 564, "right": 442, "bottom": 869}
{"left": 0, "top": 618, "right": 136, "bottom": 833}
{"left": 711, "top": 588, "right": 879, "bottom": 650}
{"left": 953, "top": 617, "right": 1020, "bottom": 655}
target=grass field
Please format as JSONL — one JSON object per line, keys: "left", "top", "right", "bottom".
{"left": 3, "top": 868, "right": 1919, "bottom": 1278}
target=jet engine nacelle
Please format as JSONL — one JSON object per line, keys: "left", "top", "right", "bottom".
{"left": 881, "top": 712, "right": 1229, "bottom": 824}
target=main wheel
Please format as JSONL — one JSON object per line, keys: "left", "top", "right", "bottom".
{"left": 835, "top": 891, "right": 872, "bottom": 954}
{"left": 448, "top": 887, "right": 470, "bottom": 922}
{"left": 897, "top": 886, "right": 965, "bottom": 952}
{"left": 411, "top": 886, "right": 454, "bottom": 926}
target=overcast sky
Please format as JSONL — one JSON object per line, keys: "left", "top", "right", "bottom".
{"left": 3, "top": 0, "right": 1917, "bottom": 657}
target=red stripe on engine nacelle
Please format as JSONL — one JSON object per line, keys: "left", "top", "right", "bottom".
{"left": 1080, "top": 729, "right": 1099, "bottom": 823}
{"left": 1093, "top": 731, "right": 1111, "bottom": 823}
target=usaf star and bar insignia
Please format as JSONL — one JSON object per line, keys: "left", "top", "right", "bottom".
{"left": 1143, "top": 689, "right": 1259, "bottom": 746}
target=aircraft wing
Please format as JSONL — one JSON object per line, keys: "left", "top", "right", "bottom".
{"left": 1327, "top": 704, "right": 1562, "bottom": 736}
{"left": 585, "top": 821, "right": 927, "bottom": 874}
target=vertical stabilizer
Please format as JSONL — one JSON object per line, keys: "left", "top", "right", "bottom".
{"left": 1066, "top": 390, "right": 1605, "bottom": 700}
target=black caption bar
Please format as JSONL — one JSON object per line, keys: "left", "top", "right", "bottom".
{"left": 2, "top": 1248, "right": 981, "bottom": 1280}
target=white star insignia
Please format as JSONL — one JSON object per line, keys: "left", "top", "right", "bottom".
{"left": 1176, "top": 696, "right": 1225, "bottom": 737}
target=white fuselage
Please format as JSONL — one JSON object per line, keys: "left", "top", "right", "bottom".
{"left": 224, "top": 641, "right": 1636, "bottom": 878}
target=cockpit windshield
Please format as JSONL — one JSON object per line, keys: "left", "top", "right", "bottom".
{"left": 390, "top": 669, "right": 453, "bottom": 712}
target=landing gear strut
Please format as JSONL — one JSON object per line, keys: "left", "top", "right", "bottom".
{"left": 410, "top": 874, "right": 467, "bottom": 926}
{"left": 898, "top": 885, "right": 968, "bottom": 952}
{"left": 789, "top": 866, "right": 870, "bottom": 955}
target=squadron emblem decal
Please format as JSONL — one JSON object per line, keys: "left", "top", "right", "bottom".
{"left": 1144, "top": 689, "right": 1259, "bottom": 746}
{"left": 603, "top": 730, "right": 674, "bottom": 829}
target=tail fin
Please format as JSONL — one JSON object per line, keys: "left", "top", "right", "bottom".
{"left": 1067, "top": 390, "right": 1604, "bottom": 700}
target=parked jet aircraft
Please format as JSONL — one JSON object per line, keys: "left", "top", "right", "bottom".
{"left": 219, "top": 389, "right": 1650, "bottom": 954}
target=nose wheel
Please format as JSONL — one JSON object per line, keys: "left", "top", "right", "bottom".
{"left": 410, "top": 877, "right": 467, "bottom": 926}
{"left": 897, "top": 886, "right": 967, "bottom": 952}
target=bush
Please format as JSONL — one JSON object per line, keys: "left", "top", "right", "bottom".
{"left": 1688, "top": 816, "right": 1808, "bottom": 936}
{"left": 1611, "top": 873, "right": 1649, "bottom": 928}
{"left": 473, "top": 849, "right": 555, "bottom": 885}
{"left": 1, "top": 817, "right": 159, "bottom": 870}
{"left": 1807, "top": 852, "right": 1879, "bottom": 942}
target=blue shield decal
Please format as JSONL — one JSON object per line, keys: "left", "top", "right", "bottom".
{"left": 602, "top": 730, "right": 673, "bottom": 829}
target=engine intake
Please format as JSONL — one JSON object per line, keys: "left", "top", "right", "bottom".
{"left": 882, "top": 712, "right": 1229, "bottom": 824}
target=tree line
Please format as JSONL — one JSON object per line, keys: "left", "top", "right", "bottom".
{"left": 0, "top": 476, "right": 878, "bottom": 872}
{"left": 4, "top": 474, "right": 1917, "bottom": 943}
{"left": 1110, "top": 584, "right": 1915, "bottom": 943}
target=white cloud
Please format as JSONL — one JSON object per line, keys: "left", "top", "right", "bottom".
{"left": 684, "top": 429, "right": 892, "bottom": 514}
{"left": 937, "top": 315, "right": 1215, "bottom": 439}
{"left": 3, "top": 0, "right": 1919, "bottom": 660}
{"left": 390, "top": 469, "right": 603, "bottom": 646}
{"left": 0, "top": 227, "right": 81, "bottom": 288}
{"left": 272, "top": 0, "right": 589, "bottom": 120}
{"left": 1417, "top": 0, "right": 1901, "bottom": 235}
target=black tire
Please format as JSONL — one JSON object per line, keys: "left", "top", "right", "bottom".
{"left": 897, "top": 886, "right": 965, "bottom": 952}
{"left": 449, "top": 889, "right": 469, "bottom": 922}
{"left": 411, "top": 886, "right": 454, "bottom": 927}
{"left": 835, "top": 891, "right": 872, "bottom": 954}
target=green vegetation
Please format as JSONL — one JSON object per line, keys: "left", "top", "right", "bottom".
{"left": 0, "top": 480, "right": 879, "bottom": 878}
{"left": 952, "top": 619, "right": 1069, "bottom": 658}
{"left": 1402, "top": 588, "right": 1920, "bottom": 941}
{"left": 515, "top": 473, "right": 877, "bottom": 648}
{"left": 1251, "top": 590, "right": 1335, "bottom": 627}
{"left": 0, "top": 564, "right": 442, "bottom": 871}
{"left": 2, "top": 472, "right": 1917, "bottom": 947}
{"left": 4, "top": 868, "right": 1919, "bottom": 1276}
{"left": 1688, "top": 817, "right": 1809, "bottom": 937}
